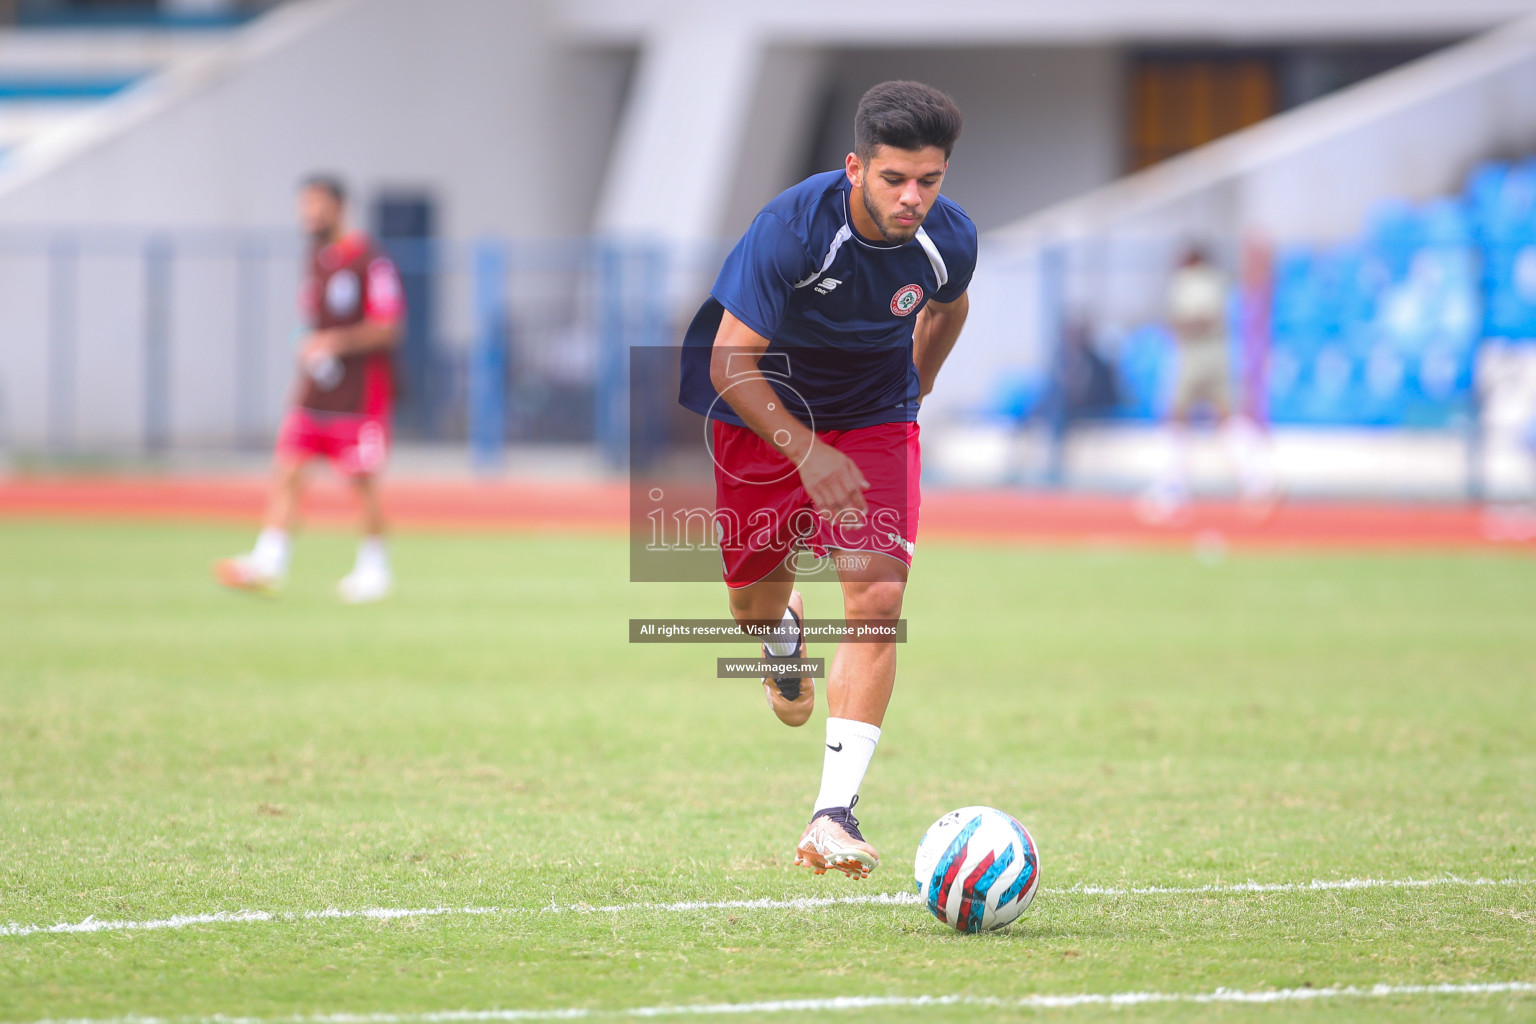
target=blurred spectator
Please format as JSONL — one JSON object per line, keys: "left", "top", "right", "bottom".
{"left": 1478, "top": 340, "right": 1536, "bottom": 541}
{"left": 1139, "top": 244, "right": 1277, "bottom": 521}
{"left": 1059, "top": 318, "right": 1122, "bottom": 419}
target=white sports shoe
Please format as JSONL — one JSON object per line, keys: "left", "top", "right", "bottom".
{"left": 762, "top": 590, "right": 814, "bottom": 727}
{"left": 795, "top": 798, "right": 880, "bottom": 879}
{"left": 337, "top": 566, "right": 391, "bottom": 604}
{"left": 1134, "top": 482, "right": 1189, "bottom": 525}
{"left": 213, "top": 554, "right": 283, "bottom": 594}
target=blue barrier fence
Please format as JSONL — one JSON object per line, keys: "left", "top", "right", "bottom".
{"left": 1, "top": 219, "right": 1529, "bottom": 494}
{"left": 468, "top": 238, "right": 509, "bottom": 472}
{"left": 1010, "top": 238, "right": 1502, "bottom": 434}
{"left": 0, "top": 229, "right": 715, "bottom": 469}
{"left": 990, "top": 160, "right": 1536, "bottom": 450}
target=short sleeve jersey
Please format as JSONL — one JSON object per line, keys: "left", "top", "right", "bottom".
{"left": 296, "top": 231, "right": 405, "bottom": 416}
{"left": 1167, "top": 264, "right": 1229, "bottom": 347}
{"left": 679, "top": 169, "right": 977, "bottom": 431}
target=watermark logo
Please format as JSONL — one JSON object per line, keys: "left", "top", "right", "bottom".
{"left": 628, "top": 345, "right": 913, "bottom": 583}
{"left": 630, "top": 618, "right": 906, "bottom": 644}
{"left": 703, "top": 352, "right": 815, "bottom": 487}
{"left": 640, "top": 487, "right": 905, "bottom": 571}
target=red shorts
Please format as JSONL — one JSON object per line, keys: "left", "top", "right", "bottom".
{"left": 712, "top": 420, "right": 920, "bottom": 588}
{"left": 276, "top": 408, "right": 390, "bottom": 477}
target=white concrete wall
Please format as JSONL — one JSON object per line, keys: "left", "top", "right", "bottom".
{"left": 803, "top": 46, "right": 1123, "bottom": 231}
{"left": 163, "top": 0, "right": 240, "bottom": 14}
{"left": 0, "top": 0, "right": 635, "bottom": 453}
{"left": 953, "top": 15, "right": 1536, "bottom": 409}
{"left": 562, "top": 0, "right": 1536, "bottom": 45}
{"left": 584, "top": 0, "right": 1535, "bottom": 246}
{"left": 0, "top": 231, "right": 313, "bottom": 453}
{"left": 594, "top": 19, "right": 765, "bottom": 243}
{"left": 997, "top": 16, "right": 1536, "bottom": 247}
{"left": 716, "top": 45, "right": 830, "bottom": 239}
{"left": 6, "top": 0, "right": 1536, "bottom": 457}
{"left": 0, "top": 0, "right": 627, "bottom": 240}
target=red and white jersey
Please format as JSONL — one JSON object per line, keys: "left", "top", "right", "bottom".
{"left": 296, "top": 231, "right": 404, "bottom": 416}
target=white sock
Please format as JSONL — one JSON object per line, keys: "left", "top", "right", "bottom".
{"left": 762, "top": 607, "right": 800, "bottom": 657}
{"left": 355, "top": 536, "right": 389, "bottom": 575}
{"left": 1149, "top": 425, "right": 1190, "bottom": 501}
{"left": 813, "top": 717, "right": 881, "bottom": 812}
{"left": 250, "top": 527, "right": 290, "bottom": 576}
{"left": 1222, "top": 416, "right": 1274, "bottom": 497}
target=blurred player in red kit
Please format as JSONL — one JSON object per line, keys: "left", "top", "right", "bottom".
{"left": 215, "top": 175, "right": 405, "bottom": 602}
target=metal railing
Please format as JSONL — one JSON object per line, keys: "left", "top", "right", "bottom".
{"left": 0, "top": 228, "right": 725, "bottom": 469}
{"left": 1, "top": 224, "right": 1528, "bottom": 498}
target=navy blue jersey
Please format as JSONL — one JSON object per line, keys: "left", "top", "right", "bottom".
{"left": 679, "top": 169, "right": 977, "bottom": 431}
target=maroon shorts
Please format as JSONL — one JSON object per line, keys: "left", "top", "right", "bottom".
{"left": 712, "top": 419, "right": 920, "bottom": 589}
{"left": 276, "top": 408, "right": 390, "bottom": 477}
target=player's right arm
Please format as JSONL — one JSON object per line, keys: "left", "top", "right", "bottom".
{"left": 708, "top": 210, "right": 870, "bottom": 516}
{"left": 710, "top": 310, "right": 869, "bottom": 516}
{"left": 302, "top": 256, "right": 406, "bottom": 361}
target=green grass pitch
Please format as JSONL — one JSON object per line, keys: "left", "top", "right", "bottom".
{"left": 1, "top": 519, "right": 1534, "bottom": 1022}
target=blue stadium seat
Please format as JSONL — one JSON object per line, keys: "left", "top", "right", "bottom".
{"left": 1482, "top": 162, "right": 1536, "bottom": 243}
{"left": 1125, "top": 164, "right": 1514, "bottom": 428}
{"left": 1115, "top": 325, "right": 1172, "bottom": 421}
{"left": 1366, "top": 198, "right": 1423, "bottom": 279}
{"left": 1465, "top": 161, "right": 1509, "bottom": 239}
{"left": 1484, "top": 241, "right": 1536, "bottom": 337}
{"left": 989, "top": 372, "right": 1046, "bottom": 422}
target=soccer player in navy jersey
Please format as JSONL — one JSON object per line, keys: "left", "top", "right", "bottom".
{"left": 679, "top": 81, "right": 975, "bottom": 878}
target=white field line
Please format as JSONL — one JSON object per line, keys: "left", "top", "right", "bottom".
{"left": 0, "top": 895, "right": 921, "bottom": 938}
{"left": 4, "top": 982, "right": 1534, "bottom": 1023}
{"left": 1063, "top": 875, "right": 1534, "bottom": 896}
{"left": 3, "top": 876, "right": 1530, "bottom": 940}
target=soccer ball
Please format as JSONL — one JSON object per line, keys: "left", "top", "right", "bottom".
{"left": 913, "top": 806, "right": 1040, "bottom": 932}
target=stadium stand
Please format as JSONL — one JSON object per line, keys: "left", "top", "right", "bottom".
{"left": 0, "top": 12, "right": 241, "bottom": 157}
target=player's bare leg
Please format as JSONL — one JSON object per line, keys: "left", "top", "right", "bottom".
{"left": 826, "top": 554, "right": 905, "bottom": 726}
{"left": 796, "top": 550, "right": 906, "bottom": 879}
{"left": 214, "top": 456, "right": 304, "bottom": 593}
{"left": 726, "top": 560, "right": 812, "bottom": 726}
{"left": 265, "top": 455, "right": 306, "bottom": 534}
{"left": 350, "top": 471, "right": 386, "bottom": 537}
{"left": 338, "top": 472, "right": 391, "bottom": 604}
{"left": 1139, "top": 403, "right": 1194, "bottom": 525}
{"left": 1217, "top": 410, "right": 1282, "bottom": 520}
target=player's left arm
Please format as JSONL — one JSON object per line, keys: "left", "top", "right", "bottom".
{"left": 913, "top": 290, "right": 969, "bottom": 399}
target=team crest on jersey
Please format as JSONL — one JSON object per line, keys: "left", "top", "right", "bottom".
{"left": 325, "top": 269, "right": 361, "bottom": 316}
{"left": 891, "top": 284, "right": 923, "bottom": 316}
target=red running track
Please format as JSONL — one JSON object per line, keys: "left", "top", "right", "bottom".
{"left": 1, "top": 475, "right": 1531, "bottom": 550}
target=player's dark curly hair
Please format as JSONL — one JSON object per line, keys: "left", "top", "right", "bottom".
{"left": 300, "top": 173, "right": 347, "bottom": 205}
{"left": 854, "top": 81, "right": 963, "bottom": 160}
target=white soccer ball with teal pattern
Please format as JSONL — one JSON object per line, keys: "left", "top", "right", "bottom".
{"left": 913, "top": 805, "right": 1040, "bottom": 932}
